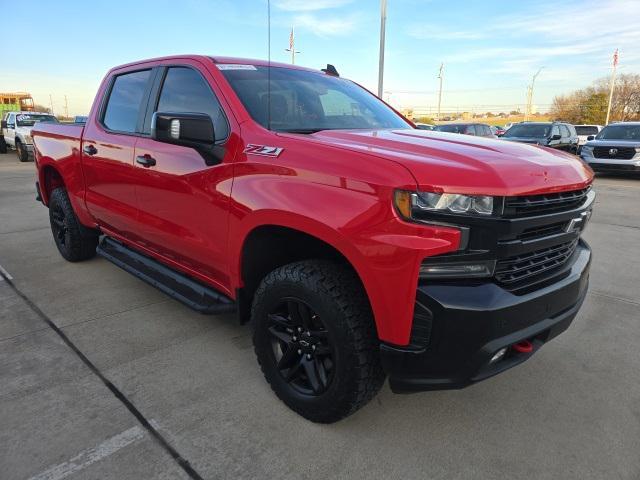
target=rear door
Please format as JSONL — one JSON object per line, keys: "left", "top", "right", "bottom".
{"left": 82, "top": 68, "right": 156, "bottom": 237}
{"left": 131, "top": 62, "right": 237, "bottom": 288}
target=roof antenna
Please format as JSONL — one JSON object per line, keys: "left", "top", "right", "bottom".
{"left": 267, "top": 0, "right": 272, "bottom": 131}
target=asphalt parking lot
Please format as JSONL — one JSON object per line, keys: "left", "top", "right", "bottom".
{"left": 1, "top": 150, "right": 639, "bottom": 480}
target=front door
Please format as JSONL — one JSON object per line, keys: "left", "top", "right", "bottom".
{"left": 4, "top": 113, "right": 16, "bottom": 146}
{"left": 131, "top": 64, "right": 236, "bottom": 289}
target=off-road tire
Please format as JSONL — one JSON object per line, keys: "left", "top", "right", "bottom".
{"left": 252, "top": 260, "right": 385, "bottom": 423}
{"left": 0, "top": 136, "right": 7, "bottom": 154}
{"left": 49, "top": 187, "right": 99, "bottom": 262}
{"left": 16, "top": 140, "right": 30, "bottom": 162}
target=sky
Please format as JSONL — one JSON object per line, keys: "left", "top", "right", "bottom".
{"left": 2, "top": 0, "right": 639, "bottom": 116}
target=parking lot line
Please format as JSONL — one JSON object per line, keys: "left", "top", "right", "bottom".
{"left": 0, "top": 263, "right": 13, "bottom": 280}
{"left": 27, "top": 426, "right": 146, "bottom": 480}
{"left": 1, "top": 272, "right": 205, "bottom": 480}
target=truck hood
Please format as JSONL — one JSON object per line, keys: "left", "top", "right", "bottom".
{"left": 307, "top": 129, "right": 592, "bottom": 196}
{"left": 16, "top": 126, "right": 34, "bottom": 138}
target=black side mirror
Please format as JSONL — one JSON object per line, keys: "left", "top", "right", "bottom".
{"left": 151, "top": 112, "right": 224, "bottom": 165}
{"left": 1, "top": 120, "right": 7, "bottom": 129}
{"left": 550, "top": 134, "right": 562, "bottom": 141}
{"left": 587, "top": 135, "right": 595, "bottom": 141}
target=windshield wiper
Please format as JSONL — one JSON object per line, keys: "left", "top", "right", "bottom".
{"left": 276, "top": 128, "right": 326, "bottom": 134}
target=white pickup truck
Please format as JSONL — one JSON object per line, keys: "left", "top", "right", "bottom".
{"left": 0, "top": 111, "right": 58, "bottom": 161}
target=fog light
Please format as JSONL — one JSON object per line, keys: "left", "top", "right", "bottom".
{"left": 490, "top": 347, "right": 507, "bottom": 364}
{"left": 419, "top": 260, "right": 496, "bottom": 279}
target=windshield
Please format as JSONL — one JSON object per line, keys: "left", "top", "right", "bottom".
{"left": 504, "top": 124, "right": 550, "bottom": 138}
{"left": 434, "top": 124, "right": 466, "bottom": 133}
{"left": 596, "top": 124, "right": 640, "bottom": 140}
{"left": 219, "top": 65, "right": 410, "bottom": 132}
{"left": 575, "top": 126, "right": 599, "bottom": 136}
{"left": 16, "top": 114, "right": 58, "bottom": 127}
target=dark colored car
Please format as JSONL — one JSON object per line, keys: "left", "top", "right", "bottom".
{"left": 502, "top": 122, "right": 579, "bottom": 153}
{"left": 580, "top": 122, "right": 640, "bottom": 174}
{"left": 434, "top": 123, "right": 496, "bottom": 138}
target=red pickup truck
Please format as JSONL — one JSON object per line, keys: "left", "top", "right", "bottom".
{"left": 32, "top": 55, "right": 593, "bottom": 423}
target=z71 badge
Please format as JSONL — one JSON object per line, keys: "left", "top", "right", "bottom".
{"left": 243, "top": 144, "right": 284, "bottom": 157}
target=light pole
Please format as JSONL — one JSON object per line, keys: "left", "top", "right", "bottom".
{"left": 525, "top": 67, "right": 543, "bottom": 121}
{"left": 436, "top": 63, "right": 444, "bottom": 122}
{"left": 377, "top": 0, "right": 387, "bottom": 98}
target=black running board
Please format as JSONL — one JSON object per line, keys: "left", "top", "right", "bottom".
{"left": 97, "top": 237, "right": 236, "bottom": 314}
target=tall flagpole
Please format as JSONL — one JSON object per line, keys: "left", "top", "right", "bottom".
{"left": 285, "top": 27, "right": 300, "bottom": 64}
{"left": 377, "top": 0, "right": 387, "bottom": 98}
{"left": 605, "top": 49, "right": 619, "bottom": 125}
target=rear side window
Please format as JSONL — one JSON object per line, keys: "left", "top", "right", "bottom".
{"left": 560, "top": 125, "right": 571, "bottom": 137}
{"left": 465, "top": 125, "right": 477, "bottom": 135}
{"left": 103, "top": 70, "right": 151, "bottom": 133}
{"left": 156, "top": 67, "right": 229, "bottom": 141}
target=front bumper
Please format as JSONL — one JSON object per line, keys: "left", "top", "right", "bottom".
{"left": 381, "top": 240, "right": 591, "bottom": 393}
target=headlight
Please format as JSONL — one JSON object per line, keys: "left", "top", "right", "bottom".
{"left": 581, "top": 145, "right": 593, "bottom": 156}
{"left": 24, "top": 135, "right": 33, "bottom": 144}
{"left": 394, "top": 190, "right": 495, "bottom": 218}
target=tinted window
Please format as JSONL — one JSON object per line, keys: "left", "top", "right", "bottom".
{"left": 596, "top": 124, "right": 640, "bottom": 140}
{"left": 220, "top": 66, "right": 409, "bottom": 132}
{"left": 435, "top": 124, "right": 466, "bottom": 133}
{"left": 103, "top": 70, "right": 151, "bottom": 132}
{"left": 480, "top": 125, "right": 491, "bottom": 136}
{"left": 465, "top": 125, "right": 477, "bottom": 135}
{"left": 575, "top": 126, "right": 599, "bottom": 135}
{"left": 504, "top": 124, "right": 551, "bottom": 138}
{"left": 157, "top": 67, "right": 229, "bottom": 140}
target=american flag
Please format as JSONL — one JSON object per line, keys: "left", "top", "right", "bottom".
{"left": 613, "top": 49, "right": 619, "bottom": 67}
{"left": 289, "top": 28, "right": 294, "bottom": 51}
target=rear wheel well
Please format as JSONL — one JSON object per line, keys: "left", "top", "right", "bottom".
{"left": 42, "top": 166, "right": 65, "bottom": 203}
{"left": 239, "top": 226, "right": 361, "bottom": 324}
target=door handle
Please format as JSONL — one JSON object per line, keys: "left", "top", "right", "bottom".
{"left": 83, "top": 145, "right": 98, "bottom": 156}
{"left": 136, "top": 154, "right": 156, "bottom": 167}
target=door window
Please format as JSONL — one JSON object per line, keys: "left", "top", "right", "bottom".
{"left": 103, "top": 69, "right": 152, "bottom": 133}
{"left": 465, "top": 125, "right": 477, "bottom": 135}
{"left": 7, "top": 114, "right": 15, "bottom": 128}
{"left": 551, "top": 125, "right": 560, "bottom": 137}
{"left": 156, "top": 67, "right": 229, "bottom": 141}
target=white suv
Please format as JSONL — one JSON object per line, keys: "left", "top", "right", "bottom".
{"left": 1, "top": 111, "right": 58, "bottom": 161}
{"left": 575, "top": 125, "right": 603, "bottom": 151}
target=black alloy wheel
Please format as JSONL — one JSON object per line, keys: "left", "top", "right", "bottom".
{"left": 51, "top": 201, "right": 70, "bottom": 249}
{"left": 267, "top": 298, "right": 335, "bottom": 395}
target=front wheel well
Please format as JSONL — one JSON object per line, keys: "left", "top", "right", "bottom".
{"left": 239, "top": 225, "right": 363, "bottom": 324}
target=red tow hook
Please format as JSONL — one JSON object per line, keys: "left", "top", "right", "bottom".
{"left": 512, "top": 339, "right": 533, "bottom": 354}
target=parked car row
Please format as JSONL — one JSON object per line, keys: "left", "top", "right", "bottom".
{"left": 421, "top": 119, "right": 639, "bottom": 175}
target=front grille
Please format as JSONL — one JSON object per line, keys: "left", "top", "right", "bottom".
{"left": 516, "top": 221, "right": 567, "bottom": 241}
{"left": 495, "top": 239, "right": 578, "bottom": 285}
{"left": 503, "top": 187, "right": 590, "bottom": 217}
{"left": 593, "top": 146, "right": 636, "bottom": 160}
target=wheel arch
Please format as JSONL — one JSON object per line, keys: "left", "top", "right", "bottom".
{"left": 235, "top": 220, "right": 375, "bottom": 329}
{"left": 39, "top": 163, "right": 66, "bottom": 205}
